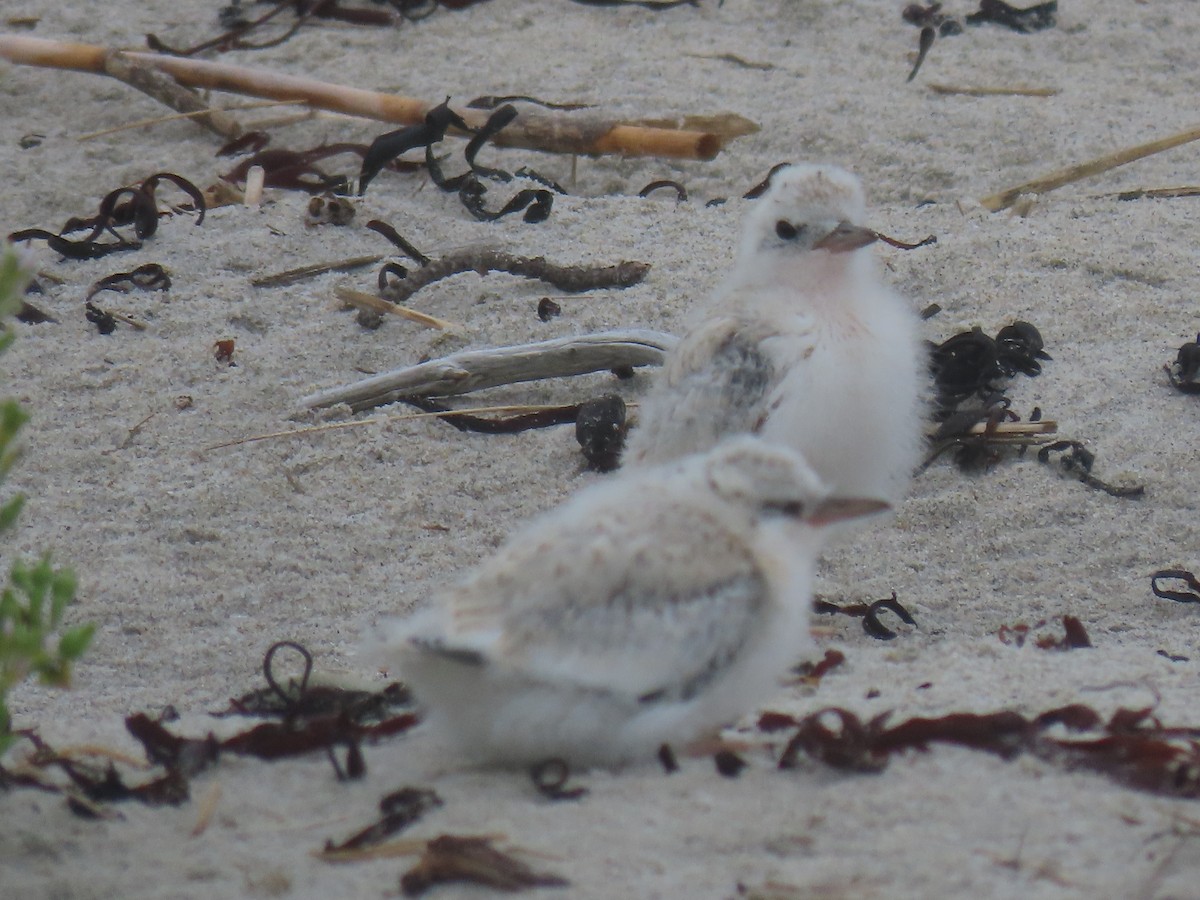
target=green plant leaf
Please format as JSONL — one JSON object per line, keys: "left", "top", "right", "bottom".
{"left": 0, "top": 494, "right": 25, "bottom": 532}
{"left": 58, "top": 623, "right": 94, "bottom": 662}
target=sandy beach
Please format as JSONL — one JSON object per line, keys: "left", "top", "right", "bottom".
{"left": 3, "top": 1, "right": 1200, "bottom": 896}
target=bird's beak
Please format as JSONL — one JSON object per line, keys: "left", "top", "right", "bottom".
{"left": 812, "top": 223, "right": 879, "bottom": 254}
{"left": 805, "top": 496, "right": 890, "bottom": 527}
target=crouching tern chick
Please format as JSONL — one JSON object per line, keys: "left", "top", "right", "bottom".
{"left": 623, "top": 163, "right": 927, "bottom": 511}
{"left": 379, "top": 436, "right": 887, "bottom": 768}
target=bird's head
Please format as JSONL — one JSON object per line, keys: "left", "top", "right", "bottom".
{"left": 739, "top": 163, "right": 878, "bottom": 263}
{"left": 703, "top": 436, "right": 889, "bottom": 532}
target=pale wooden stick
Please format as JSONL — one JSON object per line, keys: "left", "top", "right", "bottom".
{"left": 300, "top": 329, "right": 677, "bottom": 412}
{"left": 243, "top": 165, "right": 265, "bottom": 207}
{"left": 928, "top": 83, "right": 1058, "bottom": 97}
{"left": 334, "top": 286, "right": 461, "bottom": 332}
{"left": 980, "top": 123, "right": 1200, "bottom": 212}
{"left": 190, "top": 783, "right": 222, "bottom": 838}
{"left": 0, "top": 35, "right": 726, "bottom": 160}
{"left": 965, "top": 421, "right": 1057, "bottom": 436}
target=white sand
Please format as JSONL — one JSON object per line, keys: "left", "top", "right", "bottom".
{"left": 3, "top": 1, "right": 1200, "bottom": 896}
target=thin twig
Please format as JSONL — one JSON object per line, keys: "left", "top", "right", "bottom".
{"left": 928, "top": 83, "right": 1058, "bottom": 97}
{"left": 1108, "top": 186, "right": 1200, "bottom": 201}
{"left": 204, "top": 404, "right": 608, "bottom": 451}
{"left": 77, "top": 99, "right": 301, "bottom": 141}
{"left": 334, "top": 286, "right": 461, "bottom": 331}
{"left": 380, "top": 249, "right": 649, "bottom": 305}
{"left": 251, "top": 255, "right": 384, "bottom": 287}
{"left": 301, "top": 329, "right": 677, "bottom": 412}
{"left": 980, "top": 122, "right": 1200, "bottom": 211}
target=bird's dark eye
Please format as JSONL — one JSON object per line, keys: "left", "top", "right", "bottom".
{"left": 775, "top": 220, "right": 801, "bottom": 241}
{"left": 766, "top": 500, "right": 804, "bottom": 517}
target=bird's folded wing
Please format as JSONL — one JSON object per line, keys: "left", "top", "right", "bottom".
{"left": 490, "top": 573, "right": 768, "bottom": 701}
{"left": 625, "top": 314, "right": 780, "bottom": 461}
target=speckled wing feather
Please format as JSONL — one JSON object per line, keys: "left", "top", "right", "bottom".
{"left": 423, "top": 485, "right": 769, "bottom": 701}
{"left": 625, "top": 309, "right": 788, "bottom": 464}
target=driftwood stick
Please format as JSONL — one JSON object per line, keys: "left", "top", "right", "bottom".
{"left": 0, "top": 35, "right": 727, "bottom": 160}
{"left": 301, "top": 329, "right": 678, "bottom": 412}
{"left": 381, "top": 250, "right": 650, "bottom": 305}
{"left": 102, "top": 51, "right": 244, "bottom": 140}
{"left": 980, "top": 122, "right": 1200, "bottom": 211}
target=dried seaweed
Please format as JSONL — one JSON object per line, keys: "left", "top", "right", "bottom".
{"left": 1165, "top": 333, "right": 1200, "bottom": 394}
{"left": 574, "top": 395, "right": 627, "bottom": 471}
{"left": 9, "top": 172, "right": 204, "bottom": 259}
{"left": 323, "top": 787, "right": 443, "bottom": 854}
{"left": 458, "top": 179, "right": 554, "bottom": 223}
{"left": 9, "top": 228, "right": 140, "bottom": 261}
{"left": 1, "top": 643, "right": 417, "bottom": 815}
{"left": 86, "top": 263, "right": 171, "bottom": 301}
{"left": 929, "top": 321, "right": 1050, "bottom": 411}
{"left": 713, "top": 750, "right": 747, "bottom": 778}
{"left": 10, "top": 726, "right": 200, "bottom": 808}
{"left": 362, "top": 99, "right": 561, "bottom": 219}
{"left": 424, "top": 103, "right": 558, "bottom": 222}
{"left": 146, "top": 0, "right": 425, "bottom": 58}
{"left": 775, "top": 701, "right": 1200, "bottom": 800}
{"left": 901, "top": 1, "right": 1052, "bottom": 83}
{"left": 84, "top": 302, "right": 117, "bottom": 334}
{"left": 791, "top": 648, "right": 846, "bottom": 683}
{"left": 213, "top": 338, "right": 237, "bottom": 366}
{"left": 907, "top": 26, "right": 936, "bottom": 82}
{"left": 467, "top": 94, "right": 590, "bottom": 111}
{"left": 223, "top": 143, "right": 379, "bottom": 193}
{"left": 813, "top": 593, "right": 916, "bottom": 641}
{"left": 638, "top": 180, "right": 688, "bottom": 201}
{"left": 967, "top": 0, "right": 1057, "bottom": 33}
{"left": 361, "top": 98, "right": 468, "bottom": 194}
{"left": 16, "top": 299, "right": 55, "bottom": 324}
{"left": 400, "top": 835, "right": 570, "bottom": 896}
{"left": 377, "top": 248, "right": 649, "bottom": 304}
{"left": 998, "top": 615, "right": 1092, "bottom": 649}
{"left": 397, "top": 396, "right": 582, "bottom": 434}
{"left": 568, "top": 0, "right": 696, "bottom": 8}
{"left": 1036, "top": 440, "right": 1145, "bottom": 499}
{"left": 1151, "top": 569, "right": 1200, "bottom": 605}
{"left": 530, "top": 758, "right": 589, "bottom": 801}
{"left": 367, "top": 219, "right": 431, "bottom": 266}
{"left": 657, "top": 743, "right": 679, "bottom": 773}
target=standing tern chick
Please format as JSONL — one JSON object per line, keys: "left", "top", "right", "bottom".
{"left": 380, "top": 436, "right": 886, "bottom": 768}
{"left": 624, "top": 163, "right": 926, "bottom": 509}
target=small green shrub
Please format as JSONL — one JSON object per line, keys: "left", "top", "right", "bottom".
{"left": 0, "top": 249, "right": 93, "bottom": 754}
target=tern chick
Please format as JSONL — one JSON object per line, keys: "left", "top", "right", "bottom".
{"left": 380, "top": 436, "right": 886, "bottom": 768}
{"left": 624, "top": 163, "right": 927, "bottom": 509}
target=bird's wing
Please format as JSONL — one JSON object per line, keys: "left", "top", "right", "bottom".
{"left": 625, "top": 312, "right": 784, "bottom": 463}
{"left": 505, "top": 572, "right": 769, "bottom": 703}
{"left": 420, "top": 498, "right": 770, "bottom": 702}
